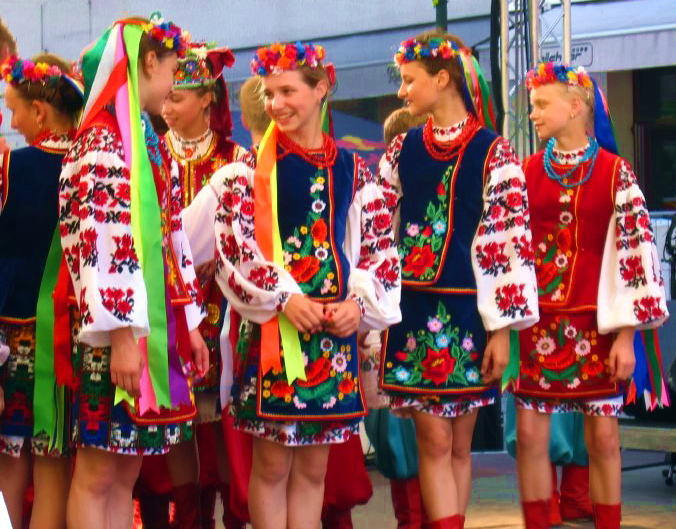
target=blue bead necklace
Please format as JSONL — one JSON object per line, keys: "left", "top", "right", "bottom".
{"left": 544, "top": 136, "right": 599, "bottom": 188}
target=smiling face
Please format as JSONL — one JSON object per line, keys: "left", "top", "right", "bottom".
{"left": 397, "top": 61, "right": 451, "bottom": 117}
{"left": 162, "top": 88, "right": 211, "bottom": 134}
{"left": 529, "top": 83, "right": 584, "bottom": 140}
{"left": 139, "top": 50, "right": 179, "bottom": 115}
{"left": 3, "top": 85, "right": 42, "bottom": 143}
{"left": 262, "top": 69, "right": 327, "bottom": 137}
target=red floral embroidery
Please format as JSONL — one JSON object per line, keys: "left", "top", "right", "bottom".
{"left": 619, "top": 255, "right": 647, "bottom": 288}
{"left": 403, "top": 245, "right": 435, "bottom": 278}
{"left": 99, "top": 287, "right": 135, "bottom": 322}
{"left": 633, "top": 296, "right": 665, "bottom": 324}
{"left": 495, "top": 283, "right": 532, "bottom": 318}
{"left": 109, "top": 234, "right": 139, "bottom": 273}
{"left": 421, "top": 347, "right": 455, "bottom": 386}
{"left": 475, "top": 241, "right": 511, "bottom": 277}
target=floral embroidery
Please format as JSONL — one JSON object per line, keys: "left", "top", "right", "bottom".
{"left": 521, "top": 317, "right": 607, "bottom": 389}
{"left": 494, "top": 283, "right": 532, "bottom": 318}
{"left": 99, "top": 287, "right": 135, "bottom": 322}
{"left": 390, "top": 395, "right": 495, "bottom": 418}
{"left": 516, "top": 396, "right": 623, "bottom": 416}
{"left": 633, "top": 296, "right": 666, "bottom": 324}
{"left": 475, "top": 241, "right": 511, "bottom": 277}
{"left": 400, "top": 165, "right": 452, "bottom": 281}
{"left": 282, "top": 171, "right": 340, "bottom": 295}
{"left": 109, "top": 234, "right": 140, "bottom": 273}
{"left": 384, "top": 301, "right": 480, "bottom": 388}
{"left": 619, "top": 255, "right": 647, "bottom": 288}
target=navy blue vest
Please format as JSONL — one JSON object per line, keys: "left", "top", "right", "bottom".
{"left": 0, "top": 146, "right": 65, "bottom": 321}
{"left": 398, "top": 126, "right": 498, "bottom": 289}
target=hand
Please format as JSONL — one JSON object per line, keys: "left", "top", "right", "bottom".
{"left": 323, "top": 300, "right": 362, "bottom": 338}
{"left": 283, "top": 294, "right": 325, "bottom": 333}
{"left": 609, "top": 328, "right": 636, "bottom": 382}
{"left": 481, "top": 327, "right": 510, "bottom": 384}
{"left": 189, "top": 328, "right": 210, "bottom": 378}
{"left": 195, "top": 260, "right": 216, "bottom": 284}
{"left": 110, "top": 327, "right": 144, "bottom": 398}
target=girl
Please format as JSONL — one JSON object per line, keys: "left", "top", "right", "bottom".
{"left": 213, "top": 42, "right": 401, "bottom": 528}
{"left": 515, "top": 62, "right": 668, "bottom": 529}
{"left": 378, "top": 30, "right": 539, "bottom": 529}
{"left": 57, "top": 14, "right": 209, "bottom": 529}
{"left": 159, "top": 40, "right": 250, "bottom": 529}
{"left": 0, "top": 53, "right": 83, "bottom": 529}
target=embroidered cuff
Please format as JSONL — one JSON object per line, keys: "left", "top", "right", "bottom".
{"left": 276, "top": 291, "right": 292, "bottom": 313}
{"left": 348, "top": 293, "right": 366, "bottom": 318}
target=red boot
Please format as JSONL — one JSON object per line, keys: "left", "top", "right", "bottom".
{"left": 522, "top": 500, "right": 551, "bottom": 529}
{"left": 200, "top": 486, "right": 217, "bottom": 529}
{"left": 220, "top": 484, "right": 246, "bottom": 529}
{"left": 560, "top": 464, "right": 593, "bottom": 520}
{"left": 550, "top": 465, "right": 562, "bottom": 526}
{"left": 390, "top": 477, "right": 426, "bottom": 528}
{"left": 592, "top": 504, "right": 621, "bottom": 529}
{"left": 172, "top": 483, "right": 201, "bottom": 529}
{"left": 423, "top": 515, "right": 464, "bottom": 529}
{"left": 322, "top": 507, "right": 354, "bottom": 529}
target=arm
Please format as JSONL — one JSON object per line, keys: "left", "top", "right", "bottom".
{"left": 376, "top": 133, "right": 405, "bottom": 237}
{"left": 59, "top": 127, "right": 149, "bottom": 348}
{"left": 342, "top": 156, "right": 402, "bottom": 332}
{"left": 213, "top": 162, "right": 304, "bottom": 324}
{"left": 472, "top": 138, "right": 539, "bottom": 332}
{"left": 597, "top": 160, "right": 669, "bottom": 333}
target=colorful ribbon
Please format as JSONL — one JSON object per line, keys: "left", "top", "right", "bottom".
{"left": 628, "top": 329, "right": 670, "bottom": 409}
{"left": 457, "top": 51, "right": 496, "bottom": 131}
{"left": 501, "top": 329, "right": 521, "bottom": 392}
{"left": 253, "top": 123, "right": 306, "bottom": 383}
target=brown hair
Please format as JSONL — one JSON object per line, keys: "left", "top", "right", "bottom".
{"left": 413, "top": 29, "right": 466, "bottom": 94}
{"left": 239, "top": 76, "right": 271, "bottom": 136}
{"left": 13, "top": 53, "right": 83, "bottom": 123}
{"left": 0, "top": 18, "right": 17, "bottom": 57}
{"left": 135, "top": 18, "right": 179, "bottom": 76}
{"left": 383, "top": 107, "right": 428, "bottom": 145}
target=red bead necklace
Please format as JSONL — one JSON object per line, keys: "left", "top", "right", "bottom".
{"left": 422, "top": 114, "right": 480, "bottom": 161}
{"left": 277, "top": 131, "right": 338, "bottom": 168}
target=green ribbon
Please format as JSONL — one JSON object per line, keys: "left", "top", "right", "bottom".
{"left": 33, "top": 229, "right": 65, "bottom": 453}
{"left": 501, "top": 329, "right": 521, "bottom": 392}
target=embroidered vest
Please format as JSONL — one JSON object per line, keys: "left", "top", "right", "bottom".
{"left": 398, "top": 126, "right": 498, "bottom": 288}
{"left": 524, "top": 148, "right": 619, "bottom": 311}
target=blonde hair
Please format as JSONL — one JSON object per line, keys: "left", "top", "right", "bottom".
{"left": 559, "top": 83, "right": 594, "bottom": 132}
{"left": 239, "top": 76, "right": 271, "bottom": 136}
{"left": 383, "top": 107, "right": 428, "bottom": 145}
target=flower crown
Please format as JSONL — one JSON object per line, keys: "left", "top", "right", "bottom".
{"left": 174, "top": 42, "right": 234, "bottom": 89}
{"left": 526, "top": 62, "right": 593, "bottom": 90}
{"left": 142, "top": 12, "right": 189, "bottom": 58}
{"left": 251, "top": 42, "right": 327, "bottom": 76}
{"left": 394, "top": 37, "right": 462, "bottom": 66}
{"left": 1, "top": 55, "right": 64, "bottom": 87}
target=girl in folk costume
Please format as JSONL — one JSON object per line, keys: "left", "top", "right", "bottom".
{"left": 57, "top": 14, "right": 209, "bottom": 528}
{"left": 378, "top": 30, "right": 539, "bottom": 529}
{"left": 211, "top": 42, "right": 401, "bottom": 528}
{"left": 156, "top": 40, "right": 251, "bottom": 529}
{"left": 0, "top": 54, "right": 83, "bottom": 529}
{"left": 0, "top": 18, "right": 17, "bottom": 154}
{"left": 515, "top": 63, "right": 669, "bottom": 529}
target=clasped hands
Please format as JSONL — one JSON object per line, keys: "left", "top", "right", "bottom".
{"left": 283, "top": 293, "right": 361, "bottom": 338}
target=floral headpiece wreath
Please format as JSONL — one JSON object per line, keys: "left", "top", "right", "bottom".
{"left": 142, "top": 11, "right": 189, "bottom": 58}
{"left": 394, "top": 37, "right": 462, "bottom": 66}
{"left": 174, "top": 42, "right": 234, "bottom": 88}
{"left": 525, "top": 62, "right": 593, "bottom": 90}
{"left": 251, "top": 41, "right": 336, "bottom": 87}
{"left": 1, "top": 55, "right": 64, "bottom": 87}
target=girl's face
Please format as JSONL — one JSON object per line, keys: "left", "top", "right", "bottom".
{"left": 262, "top": 70, "right": 326, "bottom": 136}
{"left": 162, "top": 88, "right": 211, "bottom": 134}
{"left": 529, "top": 83, "right": 578, "bottom": 140}
{"left": 140, "top": 51, "right": 179, "bottom": 115}
{"left": 397, "top": 61, "right": 446, "bottom": 117}
{"left": 4, "top": 85, "right": 42, "bottom": 144}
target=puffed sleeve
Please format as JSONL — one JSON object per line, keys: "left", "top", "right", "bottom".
{"left": 344, "top": 155, "right": 402, "bottom": 331}
{"left": 167, "top": 157, "right": 205, "bottom": 331}
{"left": 59, "top": 126, "right": 149, "bottom": 347}
{"left": 213, "top": 162, "right": 303, "bottom": 323}
{"left": 376, "top": 133, "right": 405, "bottom": 237}
{"left": 597, "top": 160, "right": 669, "bottom": 333}
{"left": 471, "top": 137, "right": 539, "bottom": 331}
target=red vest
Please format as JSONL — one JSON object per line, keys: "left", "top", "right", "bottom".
{"left": 524, "top": 148, "right": 621, "bottom": 313}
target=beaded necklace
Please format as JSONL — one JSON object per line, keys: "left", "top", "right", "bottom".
{"left": 544, "top": 137, "right": 599, "bottom": 188}
{"left": 422, "top": 114, "right": 480, "bottom": 161}
{"left": 277, "top": 131, "right": 338, "bottom": 168}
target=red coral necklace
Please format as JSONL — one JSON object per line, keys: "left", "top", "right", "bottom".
{"left": 278, "top": 131, "right": 338, "bottom": 168}
{"left": 422, "top": 114, "right": 480, "bottom": 161}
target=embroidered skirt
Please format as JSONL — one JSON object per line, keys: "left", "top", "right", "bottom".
{"left": 0, "top": 321, "right": 71, "bottom": 457}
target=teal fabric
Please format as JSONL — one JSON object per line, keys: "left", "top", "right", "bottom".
{"left": 364, "top": 408, "right": 419, "bottom": 479}
{"left": 504, "top": 393, "right": 589, "bottom": 466}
